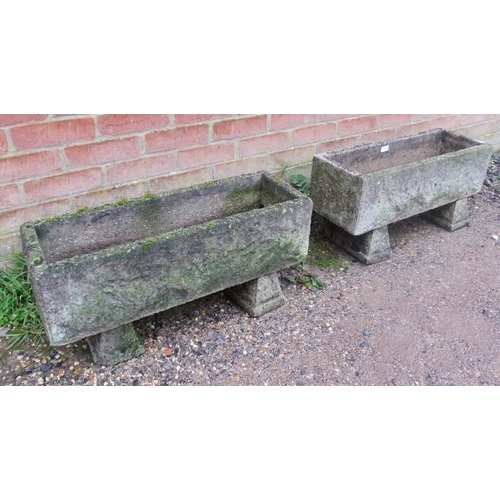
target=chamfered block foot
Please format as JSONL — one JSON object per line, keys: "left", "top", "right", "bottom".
{"left": 318, "top": 214, "right": 392, "bottom": 265}
{"left": 87, "top": 323, "right": 144, "bottom": 365}
{"left": 423, "top": 198, "right": 470, "bottom": 232}
{"left": 225, "top": 273, "right": 286, "bottom": 317}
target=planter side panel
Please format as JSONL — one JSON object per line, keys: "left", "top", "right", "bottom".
{"left": 310, "top": 156, "right": 363, "bottom": 234}
{"left": 355, "top": 144, "right": 493, "bottom": 234}
{"left": 35, "top": 199, "right": 312, "bottom": 345}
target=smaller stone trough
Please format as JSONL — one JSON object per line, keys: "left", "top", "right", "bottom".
{"left": 21, "top": 172, "right": 312, "bottom": 365}
{"left": 310, "top": 129, "right": 493, "bottom": 264}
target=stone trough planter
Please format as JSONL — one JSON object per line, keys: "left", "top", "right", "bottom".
{"left": 310, "top": 129, "right": 493, "bottom": 264}
{"left": 21, "top": 172, "right": 312, "bottom": 364}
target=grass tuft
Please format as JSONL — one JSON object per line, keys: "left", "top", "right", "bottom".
{"left": 0, "top": 253, "right": 45, "bottom": 349}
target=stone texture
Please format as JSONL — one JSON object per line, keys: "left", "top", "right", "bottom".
{"left": 311, "top": 129, "right": 493, "bottom": 236}
{"left": 86, "top": 324, "right": 144, "bottom": 365}
{"left": 318, "top": 215, "right": 392, "bottom": 265}
{"left": 225, "top": 273, "right": 286, "bottom": 317}
{"left": 21, "top": 172, "right": 312, "bottom": 347}
{"left": 422, "top": 198, "right": 470, "bottom": 231}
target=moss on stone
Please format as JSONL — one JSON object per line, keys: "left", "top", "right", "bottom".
{"left": 224, "top": 186, "right": 261, "bottom": 213}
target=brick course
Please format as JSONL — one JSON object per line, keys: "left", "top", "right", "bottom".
{"left": 0, "top": 150, "right": 61, "bottom": 183}
{"left": 11, "top": 118, "right": 95, "bottom": 150}
{"left": 1, "top": 113, "right": 499, "bottom": 263}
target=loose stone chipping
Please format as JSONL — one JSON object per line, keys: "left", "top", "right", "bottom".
{"left": 310, "top": 129, "right": 493, "bottom": 264}
{"left": 20, "top": 172, "right": 312, "bottom": 365}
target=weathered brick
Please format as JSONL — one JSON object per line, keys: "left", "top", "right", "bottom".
{"left": 270, "top": 145, "right": 316, "bottom": 169}
{"left": 178, "top": 142, "right": 234, "bottom": 169}
{"left": 316, "top": 136, "right": 360, "bottom": 155}
{"left": 106, "top": 153, "right": 176, "bottom": 184}
{"left": 271, "top": 115, "right": 320, "bottom": 130}
{"left": 359, "top": 128, "right": 397, "bottom": 144}
{"left": 239, "top": 132, "right": 289, "bottom": 157}
{"left": 459, "top": 114, "right": 500, "bottom": 126}
{"left": 453, "top": 121, "right": 500, "bottom": 141}
{"left": 0, "top": 131, "right": 8, "bottom": 153}
{"left": 65, "top": 137, "right": 140, "bottom": 167}
{"left": 213, "top": 116, "right": 267, "bottom": 139}
{"left": 317, "top": 114, "right": 356, "bottom": 122}
{"left": 0, "top": 184, "right": 22, "bottom": 209}
{"left": 482, "top": 130, "right": 500, "bottom": 145}
{"left": 11, "top": 118, "right": 95, "bottom": 150}
{"left": 0, "top": 198, "right": 72, "bottom": 233}
{"left": 145, "top": 124, "right": 209, "bottom": 153}
{"left": 97, "top": 114, "right": 170, "bottom": 135}
{"left": 291, "top": 123, "right": 337, "bottom": 146}
{"left": 429, "top": 115, "right": 463, "bottom": 130}
{"left": 376, "top": 114, "right": 412, "bottom": 129}
{"left": 24, "top": 168, "right": 103, "bottom": 203}
{"left": 337, "top": 116, "right": 377, "bottom": 138}
{"left": 411, "top": 114, "right": 443, "bottom": 122}
{"left": 0, "top": 115, "right": 48, "bottom": 127}
{"left": 0, "top": 150, "right": 61, "bottom": 183}
{"left": 174, "top": 114, "right": 228, "bottom": 125}
{"left": 0, "top": 233, "right": 21, "bottom": 262}
{"left": 148, "top": 167, "right": 212, "bottom": 193}
{"left": 214, "top": 157, "right": 270, "bottom": 179}
{"left": 396, "top": 121, "right": 434, "bottom": 137}
{"left": 270, "top": 114, "right": 319, "bottom": 130}
{"left": 73, "top": 181, "right": 150, "bottom": 210}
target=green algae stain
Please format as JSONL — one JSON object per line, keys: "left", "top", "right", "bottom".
{"left": 224, "top": 186, "right": 261, "bottom": 213}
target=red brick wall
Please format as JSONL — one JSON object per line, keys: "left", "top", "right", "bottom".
{"left": 1, "top": 114, "right": 499, "bottom": 265}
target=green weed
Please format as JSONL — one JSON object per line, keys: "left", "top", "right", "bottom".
{"left": 284, "top": 263, "right": 325, "bottom": 290}
{"left": 0, "top": 253, "right": 45, "bottom": 349}
{"left": 299, "top": 274, "right": 325, "bottom": 290}
{"left": 289, "top": 174, "right": 310, "bottom": 196}
{"left": 277, "top": 163, "right": 311, "bottom": 196}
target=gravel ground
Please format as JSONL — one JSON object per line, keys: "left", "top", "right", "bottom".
{"left": 1, "top": 155, "right": 499, "bottom": 386}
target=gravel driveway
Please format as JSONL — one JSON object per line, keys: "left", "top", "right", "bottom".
{"left": 1, "top": 156, "right": 499, "bottom": 386}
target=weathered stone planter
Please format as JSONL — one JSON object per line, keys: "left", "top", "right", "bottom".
{"left": 21, "top": 172, "right": 312, "bottom": 364}
{"left": 310, "top": 129, "right": 493, "bottom": 264}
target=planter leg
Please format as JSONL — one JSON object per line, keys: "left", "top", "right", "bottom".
{"left": 225, "top": 273, "right": 286, "bottom": 317}
{"left": 423, "top": 198, "right": 470, "bottom": 231}
{"left": 319, "top": 214, "right": 392, "bottom": 264}
{"left": 87, "top": 323, "right": 144, "bottom": 365}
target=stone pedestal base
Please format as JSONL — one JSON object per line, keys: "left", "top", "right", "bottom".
{"left": 87, "top": 323, "right": 144, "bottom": 365}
{"left": 225, "top": 273, "right": 286, "bottom": 317}
{"left": 318, "top": 214, "right": 392, "bottom": 265}
{"left": 422, "top": 198, "right": 470, "bottom": 231}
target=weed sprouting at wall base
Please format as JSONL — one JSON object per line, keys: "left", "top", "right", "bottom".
{"left": 0, "top": 253, "right": 45, "bottom": 349}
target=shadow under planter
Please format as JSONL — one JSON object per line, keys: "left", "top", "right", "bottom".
{"left": 21, "top": 172, "right": 312, "bottom": 365}
{"left": 310, "top": 129, "right": 493, "bottom": 264}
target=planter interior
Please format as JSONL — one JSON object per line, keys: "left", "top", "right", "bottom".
{"left": 36, "top": 173, "right": 266, "bottom": 263}
{"left": 329, "top": 128, "right": 475, "bottom": 175}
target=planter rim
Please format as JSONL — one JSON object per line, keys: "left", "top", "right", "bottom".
{"left": 313, "top": 128, "right": 488, "bottom": 177}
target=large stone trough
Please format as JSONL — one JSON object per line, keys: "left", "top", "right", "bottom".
{"left": 21, "top": 172, "right": 312, "bottom": 364}
{"left": 310, "top": 129, "right": 493, "bottom": 264}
